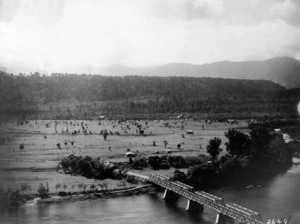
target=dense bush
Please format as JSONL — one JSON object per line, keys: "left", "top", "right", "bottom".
{"left": 186, "top": 164, "right": 219, "bottom": 189}
{"left": 168, "top": 155, "right": 188, "bottom": 168}
{"left": 225, "top": 128, "right": 251, "bottom": 156}
{"left": 171, "top": 125, "right": 294, "bottom": 189}
{"left": 126, "top": 176, "right": 139, "bottom": 184}
{"left": 249, "top": 126, "right": 272, "bottom": 158}
{"left": 131, "top": 157, "right": 148, "bottom": 170}
{"left": 171, "top": 170, "right": 187, "bottom": 183}
{"left": 185, "top": 154, "right": 210, "bottom": 166}
{"left": 218, "top": 157, "right": 244, "bottom": 180}
{"left": 58, "top": 191, "right": 70, "bottom": 196}
{"left": 57, "top": 155, "right": 124, "bottom": 180}
{"left": 0, "top": 188, "right": 23, "bottom": 208}
{"left": 0, "top": 187, "right": 35, "bottom": 209}
{"left": 148, "top": 156, "right": 169, "bottom": 170}
{"left": 130, "top": 154, "right": 211, "bottom": 171}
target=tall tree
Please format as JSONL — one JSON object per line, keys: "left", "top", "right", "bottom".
{"left": 249, "top": 126, "right": 272, "bottom": 157}
{"left": 206, "top": 137, "right": 222, "bottom": 164}
{"left": 225, "top": 128, "right": 251, "bottom": 156}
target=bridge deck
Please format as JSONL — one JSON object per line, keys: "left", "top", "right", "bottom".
{"left": 126, "top": 172, "right": 150, "bottom": 180}
{"left": 147, "top": 173, "right": 265, "bottom": 224}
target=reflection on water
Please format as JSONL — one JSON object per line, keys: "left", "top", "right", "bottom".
{"left": 1, "top": 193, "right": 215, "bottom": 224}
{"left": 1, "top": 165, "right": 300, "bottom": 224}
{"left": 211, "top": 163, "right": 300, "bottom": 224}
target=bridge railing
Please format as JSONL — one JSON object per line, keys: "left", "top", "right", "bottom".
{"left": 149, "top": 174, "right": 264, "bottom": 224}
{"left": 231, "top": 203, "right": 263, "bottom": 222}
{"left": 225, "top": 204, "right": 257, "bottom": 223}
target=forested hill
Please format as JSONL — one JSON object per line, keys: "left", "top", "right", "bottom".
{"left": 98, "top": 57, "right": 300, "bottom": 88}
{"left": 0, "top": 72, "right": 299, "bottom": 118}
{"left": 0, "top": 72, "right": 286, "bottom": 103}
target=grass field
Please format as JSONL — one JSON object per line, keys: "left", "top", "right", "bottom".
{"left": 0, "top": 119, "right": 250, "bottom": 194}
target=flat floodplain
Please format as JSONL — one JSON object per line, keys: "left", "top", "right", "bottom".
{"left": 0, "top": 119, "right": 249, "bottom": 192}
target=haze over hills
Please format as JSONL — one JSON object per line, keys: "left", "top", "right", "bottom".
{"left": 2, "top": 57, "right": 300, "bottom": 89}
{"left": 97, "top": 57, "right": 300, "bottom": 88}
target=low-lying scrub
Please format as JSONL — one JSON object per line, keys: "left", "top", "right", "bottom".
{"left": 130, "top": 154, "right": 210, "bottom": 170}
{"left": 0, "top": 188, "right": 26, "bottom": 209}
{"left": 0, "top": 184, "right": 47, "bottom": 209}
{"left": 57, "top": 155, "right": 126, "bottom": 179}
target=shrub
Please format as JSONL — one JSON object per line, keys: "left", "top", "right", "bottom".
{"left": 225, "top": 128, "right": 251, "bottom": 156}
{"left": 160, "top": 162, "right": 170, "bottom": 170}
{"left": 37, "top": 183, "right": 49, "bottom": 199}
{"left": 58, "top": 155, "right": 122, "bottom": 180}
{"left": 131, "top": 157, "right": 148, "bottom": 170}
{"left": 3, "top": 188, "right": 24, "bottom": 208}
{"left": 148, "top": 156, "right": 163, "bottom": 170}
{"left": 58, "top": 191, "right": 68, "bottom": 196}
{"left": 168, "top": 155, "right": 187, "bottom": 168}
{"left": 171, "top": 169, "right": 187, "bottom": 183}
{"left": 98, "top": 181, "right": 108, "bottom": 191}
{"left": 219, "top": 157, "right": 243, "bottom": 180}
{"left": 186, "top": 164, "right": 218, "bottom": 189}
{"left": 185, "top": 154, "right": 209, "bottom": 166}
{"left": 126, "top": 175, "right": 138, "bottom": 184}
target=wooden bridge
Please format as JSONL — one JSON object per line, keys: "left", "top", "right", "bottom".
{"left": 127, "top": 172, "right": 265, "bottom": 224}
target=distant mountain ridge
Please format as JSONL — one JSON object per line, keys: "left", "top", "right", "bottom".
{"left": 97, "top": 57, "right": 300, "bottom": 88}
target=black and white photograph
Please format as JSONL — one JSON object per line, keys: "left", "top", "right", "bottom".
{"left": 0, "top": 0, "right": 300, "bottom": 223}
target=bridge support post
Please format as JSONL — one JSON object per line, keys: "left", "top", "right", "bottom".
{"left": 215, "top": 213, "right": 234, "bottom": 224}
{"left": 163, "top": 189, "right": 179, "bottom": 202}
{"left": 186, "top": 200, "right": 204, "bottom": 213}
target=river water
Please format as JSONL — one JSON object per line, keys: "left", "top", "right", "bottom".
{"left": 1, "top": 132, "right": 300, "bottom": 224}
{"left": 1, "top": 163, "right": 300, "bottom": 224}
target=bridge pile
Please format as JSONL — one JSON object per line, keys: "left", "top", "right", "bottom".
{"left": 148, "top": 173, "right": 265, "bottom": 224}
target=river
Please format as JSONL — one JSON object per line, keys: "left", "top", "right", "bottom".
{"left": 1, "top": 162, "right": 300, "bottom": 224}
{"left": 2, "top": 130, "right": 300, "bottom": 224}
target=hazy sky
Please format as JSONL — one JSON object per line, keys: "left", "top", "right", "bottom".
{"left": 0, "top": 0, "right": 300, "bottom": 73}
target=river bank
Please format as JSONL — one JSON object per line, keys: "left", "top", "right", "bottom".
{"left": 2, "top": 164, "right": 300, "bottom": 224}
{"left": 0, "top": 118, "right": 241, "bottom": 193}
{"left": 31, "top": 184, "right": 155, "bottom": 206}
{"left": 1, "top": 118, "right": 299, "bottom": 214}
{"left": 0, "top": 184, "right": 156, "bottom": 212}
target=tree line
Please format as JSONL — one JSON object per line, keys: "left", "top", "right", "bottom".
{"left": 55, "top": 123, "right": 297, "bottom": 190}
{"left": 1, "top": 72, "right": 299, "bottom": 118}
{"left": 132, "top": 125, "right": 296, "bottom": 189}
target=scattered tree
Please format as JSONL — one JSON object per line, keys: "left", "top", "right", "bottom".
{"left": 90, "top": 184, "right": 96, "bottom": 193}
{"left": 164, "top": 140, "right": 168, "bottom": 148}
{"left": 83, "top": 184, "right": 87, "bottom": 193}
{"left": 78, "top": 183, "right": 84, "bottom": 192}
{"left": 55, "top": 183, "right": 62, "bottom": 193}
{"left": 206, "top": 137, "right": 222, "bottom": 164}
{"left": 37, "top": 183, "right": 48, "bottom": 199}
